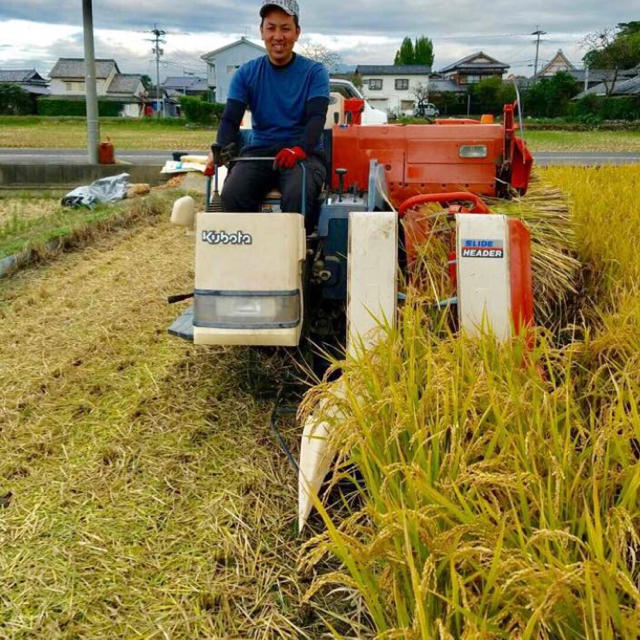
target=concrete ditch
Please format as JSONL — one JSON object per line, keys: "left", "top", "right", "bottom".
{"left": 0, "top": 163, "right": 165, "bottom": 189}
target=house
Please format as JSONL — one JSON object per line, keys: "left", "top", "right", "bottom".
{"left": 162, "top": 76, "right": 209, "bottom": 116}
{"left": 48, "top": 58, "right": 146, "bottom": 116}
{"left": 532, "top": 50, "right": 639, "bottom": 91}
{"left": 201, "top": 37, "right": 265, "bottom": 103}
{"left": 105, "top": 74, "right": 147, "bottom": 117}
{"left": 355, "top": 65, "right": 432, "bottom": 114}
{"left": 537, "top": 50, "right": 575, "bottom": 78}
{"left": 439, "top": 52, "right": 509, "bottom": 86}
{"left": 0, "top": 69, "right": 49, "bottom": 96}
{"left": 163, "top": 75, "right": 209, "bottom": 100}
{"left": 575, "top": 73, "right": 640, "bottom": 98}
{"left": 49, "top": 58, "right": 119, "bottom": 96}
{"left": 427, "top": 76, "right": 466, "bottom": 95}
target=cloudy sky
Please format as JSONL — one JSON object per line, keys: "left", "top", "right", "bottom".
{"left": 0, "top": 0, "right": 635, "bottom": 80}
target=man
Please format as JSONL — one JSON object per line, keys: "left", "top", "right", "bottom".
{"left": 207, "top": 0, "right": 330, "bottom": 230}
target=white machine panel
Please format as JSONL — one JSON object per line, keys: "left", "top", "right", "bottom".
{"left": 456, "top": 214, "right": 512, "bottom": 340}
{"left": 347, "top": 211, "right": 397, "bottom": 353}
{"left": 193, "top": 212, "right": 305, "bottom": 346}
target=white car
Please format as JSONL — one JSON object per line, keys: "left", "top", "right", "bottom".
{"left": 414, "top": 102, "right": 440, "bottom": 118}
{"left": 329, "top": 78, "right": 388, "bottom": 125}
{"left": 241, "top": 78, "right": 388, "bottom": 129}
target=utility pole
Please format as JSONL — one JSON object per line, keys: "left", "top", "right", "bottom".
{"left": 149, "top": 25, "right": 166, "bottom": 118}
{"left": 531, "top": 26, "right": 547, "bottom": 82}
{"left": 82, "top": 0, "right": 99, "bottom": 163}
{"left": 584, "top": 64, "right": 589, "bottom": 92}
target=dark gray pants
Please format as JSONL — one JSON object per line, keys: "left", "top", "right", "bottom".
{"left": 221, "top": 147, "right": 326, "bottom": 231}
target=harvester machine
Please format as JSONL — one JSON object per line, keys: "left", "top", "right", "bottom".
{"left": 168, "top": 97, "right": 534, "bottom": 530}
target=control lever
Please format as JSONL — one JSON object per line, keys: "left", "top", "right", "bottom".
{"left": 335, "top": 168, "right": 347, "bottom": 202}
{"left": 208, "top": 143, "right": 223, "bottom": 212}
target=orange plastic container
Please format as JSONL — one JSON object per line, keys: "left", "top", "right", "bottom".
{"left": 98, "top": 141, "right": 114, "bottom": 164}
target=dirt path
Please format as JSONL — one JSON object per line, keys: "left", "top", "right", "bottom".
{"left": 0, "top": 219, "right": 323, "bottom": 639}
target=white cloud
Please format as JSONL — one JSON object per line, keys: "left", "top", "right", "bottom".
{"left": 0, "top": 1, "right": 634, "bottom": 78}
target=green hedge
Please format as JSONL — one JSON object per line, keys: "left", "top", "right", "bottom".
{"left": 37, "top": 98, "right": 125, "bottom": 117}
{"left": 568, "top": 95, "right": 640, "bottom": 122}
{"left": 179, "top": 95, "right": 224, "bottom": 125}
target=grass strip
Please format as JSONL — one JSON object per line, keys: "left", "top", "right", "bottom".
{"left": 0, "top": 191, "right": 175, "bottom": 274}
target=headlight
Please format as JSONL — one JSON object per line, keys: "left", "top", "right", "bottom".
{"left": 194, "top": 291, "right": 300, "bottom": 329}
{"left": 459, "top": 145, "right": 488, "bottom": 158}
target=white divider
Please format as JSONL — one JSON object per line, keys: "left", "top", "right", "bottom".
{"left": 346, "top": 210, "right": 398, "bottom": 352}
{"left": 298, "top": 210, "right": 397, "bottom": 531}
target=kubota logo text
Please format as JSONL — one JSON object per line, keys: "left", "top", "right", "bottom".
{"left": 202, "top": 230, "right": 253, "bottom": 245}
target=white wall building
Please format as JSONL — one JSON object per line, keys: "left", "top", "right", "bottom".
{"left": 49, "top": 58, "right": 119, "bottom": 97}
{"left": 201, "top": 37, "right": 265, "bottom": 103}
{"left": 355, "top": 65, "right": 432, "bottom": 115}
{"left": 48, "top": 58, "right": 146, "bottom": 116}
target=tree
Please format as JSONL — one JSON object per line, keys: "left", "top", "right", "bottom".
{"left": 582, "top": 24, "right": 640, "bottom": 95}
{"left": 411, "top": 81, "right": 429, "bottom": 108}
{"left": 394, "top": 37, "right": 415, "bottom": 65}
{"left": 618, "top": 21, "right": 640, "bottom": 37}
{"left": 523, "top": 71, "right": 579, "bottom": 118}
{"left": 414, "top": 37, "right": 434, "bottom": 67}
{"left": 471, "top": 76, "right": 516, "bottom": 115}
{"left": 299, "top": 42, "right": 341, "bottom": 71}
{"left": 0, "top": 84, "right": 33, "bottom": 115}
{"left": 394, "top": 36, "right": 434, "bottom": 66}
{"left": 141, "top": 74, "right": 152, "bottom": 91}
{"left": 346, "top": 72, "right": 363, "bottom": 89}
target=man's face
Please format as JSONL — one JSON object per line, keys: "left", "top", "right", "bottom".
{"left": 260, "top": 8, "right": 300, "bottom": 66}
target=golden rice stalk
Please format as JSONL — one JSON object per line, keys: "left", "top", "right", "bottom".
{"left": 487, "top": 175, "right": 582, "bottom": 328}
{"left": 403, "top": 173, "right": 582, "bottom": 332}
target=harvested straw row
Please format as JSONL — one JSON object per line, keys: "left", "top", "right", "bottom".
{"left": 487, "top": 175, "right": 582, "bottom": 328}
{"left": 0, "top": 211, "right": 343, "bottom": 639}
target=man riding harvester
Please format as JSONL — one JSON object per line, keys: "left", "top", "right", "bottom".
{"left": 168, "top": 0, "right": 535, "bottom": 528}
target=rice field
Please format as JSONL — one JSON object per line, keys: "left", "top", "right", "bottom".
{"left": 301, "top": 165, "right": 640, "bottom": 638}
{"left": 1, "top": 116, "right": 640, "bottom": 152}
{"left": 0, "top": 117, "right": 214, "bottom": 150}
{"left": 0, "top": 190, "right": 173, "bottom": 267}
{"left": 524, "top": 129, "right": 640, "bottom": 152}
{"left": 1, "top": 165, "right": 640, "bottom": 638}
{"left": 0, "top": 192, "right": 64, "bottom": 227}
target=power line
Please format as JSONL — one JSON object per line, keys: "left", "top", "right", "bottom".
{"left": 436, "top": 32, "right": 532, "bottom": 40}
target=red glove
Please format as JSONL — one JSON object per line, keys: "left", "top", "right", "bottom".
{"left": 274, "top": 146, "right": 306, "bottom": 169}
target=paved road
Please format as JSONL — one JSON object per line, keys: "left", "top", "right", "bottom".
{"left": 0, "top": 148, "right": 187, "bottom": 166}
{"left": 1, "top": 148, "right": 639, "bottom": 166}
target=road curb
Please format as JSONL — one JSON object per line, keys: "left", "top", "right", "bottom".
{"left": 0, "top": 163, "right": 164, "bottom": 188}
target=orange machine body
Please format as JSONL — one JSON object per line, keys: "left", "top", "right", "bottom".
{"left": 330, "top": 108, "right": 532, "bottom": 206}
